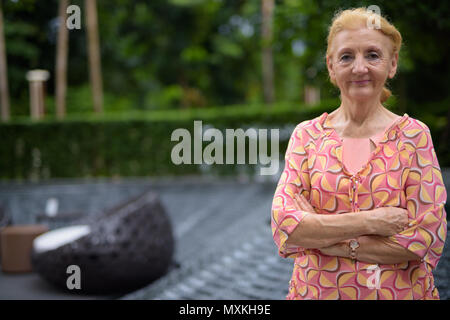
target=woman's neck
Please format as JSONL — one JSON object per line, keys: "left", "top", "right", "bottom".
{"left": 336, "top": 95, "right": 384, "bottom": 125}
{"left": 328, "top": 95, "right": 395, "bottom": 138}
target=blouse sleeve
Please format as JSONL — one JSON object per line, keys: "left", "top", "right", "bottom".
{"left": 271, "top": 123, "right": 312, "bottom": 259}
{"left": 388, "top": 126, "right": 447, "bottom": 269}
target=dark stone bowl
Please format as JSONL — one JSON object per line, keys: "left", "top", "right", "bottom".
{"left": 31, "top": 191, "right": 175, "bottom": 294}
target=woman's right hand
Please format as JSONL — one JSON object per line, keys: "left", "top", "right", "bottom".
{"left": 368, "top": 207, "right": 410, "bottom": 236}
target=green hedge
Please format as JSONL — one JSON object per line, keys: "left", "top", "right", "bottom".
{"left": 0, "top": 98, "right": 448, "bottom": 181}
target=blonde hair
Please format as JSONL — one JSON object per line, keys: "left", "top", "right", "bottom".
{"left": 326, "top": 8, "right": 402, "bottom": 103}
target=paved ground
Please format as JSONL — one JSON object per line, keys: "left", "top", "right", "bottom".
{"left": 0, "top": 173, "right": 449, "bottom": 300}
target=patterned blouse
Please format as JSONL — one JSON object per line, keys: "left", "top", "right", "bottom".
{"left": 271, "top": 112, "right": 447, "bottom": 300}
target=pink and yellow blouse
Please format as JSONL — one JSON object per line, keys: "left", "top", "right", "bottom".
{"left": 271, "top": 112, "right": 447, "bottom": 300}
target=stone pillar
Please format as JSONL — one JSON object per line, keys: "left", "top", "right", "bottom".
{"left": 26, "top": 70, "right": 50, "bottom": 120}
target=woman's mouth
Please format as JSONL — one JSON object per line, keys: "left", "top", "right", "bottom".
{"left": 352, "top": 80, "right": 371, "bottom": 85}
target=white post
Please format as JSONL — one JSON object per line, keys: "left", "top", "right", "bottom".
{"left": 26, "top": 70, "right": 50, "bottom": 120}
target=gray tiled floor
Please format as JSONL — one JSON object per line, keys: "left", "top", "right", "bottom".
{"left": 0, "top": 174, "right": 449, "bottom": 300}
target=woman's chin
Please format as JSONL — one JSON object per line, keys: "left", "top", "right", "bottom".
{"left": 347, "top": 89, "right": 378, "bottom": 101}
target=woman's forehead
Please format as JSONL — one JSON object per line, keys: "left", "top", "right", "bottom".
{"left": 331, "top": 28, "right": 392, "bottom": 53}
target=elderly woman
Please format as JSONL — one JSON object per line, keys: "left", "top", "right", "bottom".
{"left": 271, "top": 8, "right": 447, "bottom": 300}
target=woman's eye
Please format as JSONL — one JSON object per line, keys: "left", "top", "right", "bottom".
{"left": 367, "top": 52, "right": 379, "bottom": 60}
{"left": 340, "top": 55, "right": 352, "bottom": 62}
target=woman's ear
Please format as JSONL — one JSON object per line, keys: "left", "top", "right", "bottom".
{"left": 326, "top": 55, "right": 335, "bottom": 82}
{"left": 388, "top": 52, "right": 399, "bottom": 79}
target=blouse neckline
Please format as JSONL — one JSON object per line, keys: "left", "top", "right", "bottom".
{"left": 320, "top": 112, "right": 408, "bottom": 142}
{"left": 316, "top": 111, "right": 409, "bottom": 178}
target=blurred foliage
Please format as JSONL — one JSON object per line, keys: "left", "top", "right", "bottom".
{"left": 2, "top": 0, "right": 448, "bottom": 114}
{"left": 0, "top": 0, "right": 449, "bottom": 180}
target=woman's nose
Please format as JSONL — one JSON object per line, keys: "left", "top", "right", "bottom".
{"left": 352, "top": 55, "right": 368, "bottom": 74}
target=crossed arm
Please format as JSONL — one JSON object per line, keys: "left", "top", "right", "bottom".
{"left": 287, "top": 193, "right": 421, "bottom": 264}
{"left": 287, "top": 195, "right": 421, "bottom": 264}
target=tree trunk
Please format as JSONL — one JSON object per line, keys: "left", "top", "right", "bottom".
{"left": 261, "top": 0, "right": 275, "bottom": 105}
{"left": 55, "top": 0, "right": 69, "bottom": 119}
{"left": 0, "top": 4, "right": 10, "bottom": 121}
{"left": 85, "top": 0, "right": 103, "bottom": 113}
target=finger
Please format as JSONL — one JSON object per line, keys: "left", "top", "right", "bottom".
{"left": 296, "top": 194, "right": 309, "bottom": 211}
{"left": 293, "top": 194, "right": 301, "bottom": 210}
{"left": 298, "top": 194, "right": 309, "bottom": 206}
{"left": 295, "top": 194, "right": 307, "bottom": 211}
{"left": 305, "top": 202, "right": 316, "bottom": 212}
{"left": 299, "top": 194, "right": 312, "bottom": 207}
{"left": 299, "top": 194, "right": 316, "bottom": 213}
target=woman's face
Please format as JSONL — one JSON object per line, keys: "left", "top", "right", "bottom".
{"left": 327, "top": 27, "right": 398, "bottom": 102}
